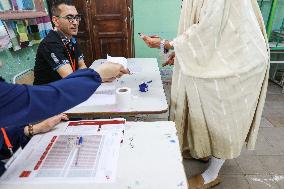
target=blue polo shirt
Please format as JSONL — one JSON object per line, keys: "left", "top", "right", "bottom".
{"left": 33, "top": 30, "right": 84, "bottom": 85}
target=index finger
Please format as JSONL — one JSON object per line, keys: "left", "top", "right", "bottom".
{"left": 140, "top": 34, "right": 152, "bottom": 41}
{"left": 149, "top": 35, "right": 160, "bottom": 38}
{"left": 120, "top": 68, "right": 130, "bottom": 74}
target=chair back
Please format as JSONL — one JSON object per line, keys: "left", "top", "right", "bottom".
{"left": 12, "top": 69, "right": 34, "bottom": 85}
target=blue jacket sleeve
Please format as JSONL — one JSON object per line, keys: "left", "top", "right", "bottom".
{"left": 0, "top": 68, "right": 102, "bottom": 128}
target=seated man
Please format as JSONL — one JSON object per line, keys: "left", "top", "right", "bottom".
{"left": 34, "top": 0, "right": 89, "bottom": 84}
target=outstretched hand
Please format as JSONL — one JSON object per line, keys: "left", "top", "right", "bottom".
{"left": 139, "top": 33, "right": 161, "bottom": 48}
{"left": 95, "top": 62, "right": 130, "bottom": 82}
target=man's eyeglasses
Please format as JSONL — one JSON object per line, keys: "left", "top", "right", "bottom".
{"left": 56, "top": 14, "right": 82, "bottom": 23}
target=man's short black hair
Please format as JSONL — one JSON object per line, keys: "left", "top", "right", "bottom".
{"left": 49, "top": 0, "right": 74, "bottom": 16}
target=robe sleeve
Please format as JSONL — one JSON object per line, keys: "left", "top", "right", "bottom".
{"left": 173, "top": 0, "right": 231, "bottom": 77}
{"left": 0, "top": 68, "right": 102, "bottom": 128}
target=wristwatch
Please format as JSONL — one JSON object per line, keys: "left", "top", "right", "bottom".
{"left": 28, "top": 124, "right": 34, "bottom": 137}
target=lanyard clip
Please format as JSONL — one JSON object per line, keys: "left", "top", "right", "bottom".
{"left": 1, "top": 128, "right": 14, "bottom": 156}
{"left": 8, "top": 147, "right": 14, "bottom": 156}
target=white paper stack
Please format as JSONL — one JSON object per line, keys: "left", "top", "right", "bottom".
{"left": 107, "top": 55, "right": 128, "bottom": 69}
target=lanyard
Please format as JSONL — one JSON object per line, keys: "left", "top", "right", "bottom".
{"left": 64, "top": 45, "right": 76, "bottom": 72}
{"left": 1, "top": 128, "right": 14, "bottom": 155}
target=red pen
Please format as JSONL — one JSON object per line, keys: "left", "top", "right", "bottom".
{"left": 1, "top": 128, "right": 14, "bottom": 155}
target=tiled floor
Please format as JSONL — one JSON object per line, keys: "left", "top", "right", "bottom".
{"left": 183, "top": 82, "right": 284, "bottom": 189}
{"left": 142, "top": 81, "right": 284, "bottom": 189}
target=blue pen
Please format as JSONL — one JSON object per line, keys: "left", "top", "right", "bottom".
{"left": 78, "top": 136, "right": 83, "bottom": 145}
{"left": 75, "top": 136, "right": 83, "bottom": 166}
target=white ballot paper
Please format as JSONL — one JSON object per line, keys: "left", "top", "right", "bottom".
{"left": 107, "top": 55, "right": 128, "bottom": 69}
{"left": 0, "top": 120, "right": 125, "bottom": 184}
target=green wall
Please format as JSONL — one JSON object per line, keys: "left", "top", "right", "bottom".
{"left": 134, "top": 0, "right": 181, "bottom": 58}
{"left": 0, "top": 46, "right": 37, "bottom": 82}
{"left": 133, "top": 0, "right": 181, "bottom": 80}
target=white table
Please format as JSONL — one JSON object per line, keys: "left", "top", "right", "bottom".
{"left": 65, "top": 58, "right": 168, "bottom": 118}
{"left": 0, "top": 121, "right": 188, "bottom": 189}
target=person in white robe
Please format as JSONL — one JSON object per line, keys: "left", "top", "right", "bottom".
{"left": 140, "top": 0, "right": 269, "bottom": 188}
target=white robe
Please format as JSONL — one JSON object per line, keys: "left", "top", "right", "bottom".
{"left": 170, "top": 0, "right": 270, "bottom": 159}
